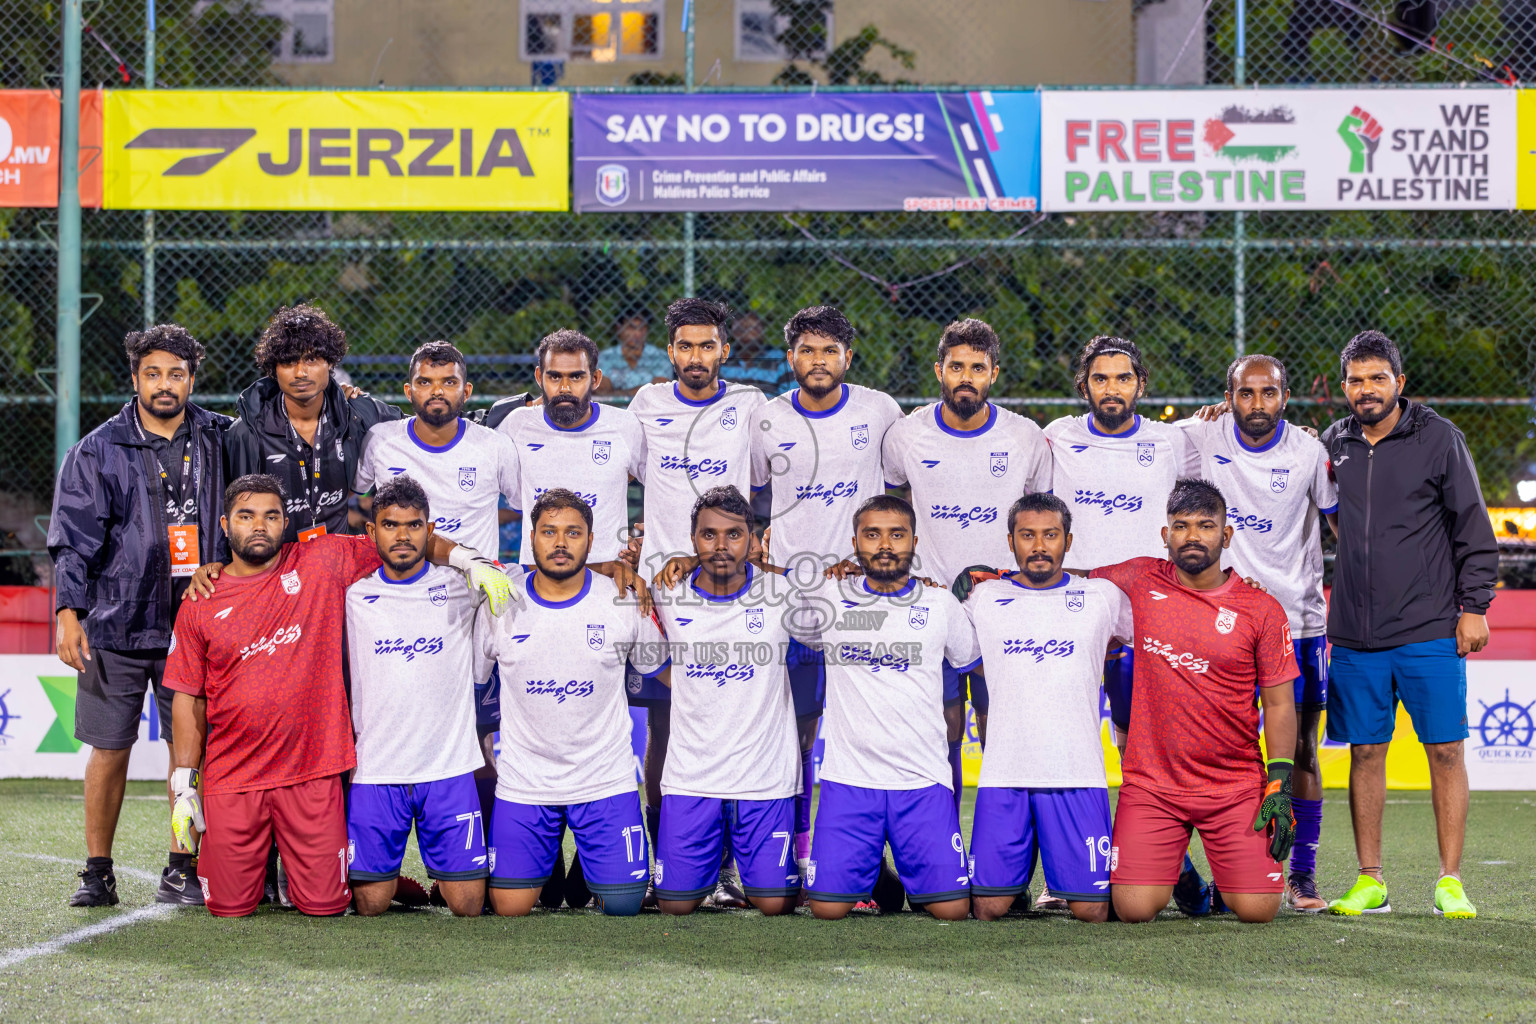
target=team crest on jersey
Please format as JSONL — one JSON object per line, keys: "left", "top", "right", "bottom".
{"left": 1215, "top": 606, "right": 1239, "bottom": 635}
{"left": 1066, "top": 589, "right": 1085, "bottom": 613}
{"left": 591, "top": 440, "right": 611, "bottom": 465}
{"left": 587, "top": 624, "right": 605, "bottom": 651}
{"left": 806, "top": 860, "right": 817, "bottom": 887}
{"left": 348, "top": 839, "right": 355, "bottom": 865}
{"left": 850, "top": 424, "right": 870, "bottom": 450}
{"left": 909, "top": 606, "right": 930, "bottom": 630}
{"left": 720, "top": 406, "right": 738, "bottom": 430}
{"left": 989, "top": 451, "right": 1009, "bottom": 477}
{"left": 627, "top": 671, "right": 642, "bottom": 694}
{"left": 458, "top": 467, "right": 477, "bottom": 491}
{"left": 745, "top": 607, "right": 765, "bottom": 634}
{"left": 1137, "top": 442, "right": 1156, "bottom": 467}
{"left": 1270, "top": 468, "right": 1290, "bottom": 493}
{"left": 280, "top": 570, "right": 301, "bottom": 595}
{"left": 429, "top": 584, "right": 448, "bottom": 607}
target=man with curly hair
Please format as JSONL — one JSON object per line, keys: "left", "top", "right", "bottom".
{"left": 224, "top": 304, "right": 400, "bottom": 545}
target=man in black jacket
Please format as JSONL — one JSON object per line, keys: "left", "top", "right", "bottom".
{"left": 1320, "top": 330, "right": 1497, "bottom": 921}
{"left": 223, "top": 304, "right": 399, "bottom": 544}
{"left": 48, "top": 324, "right": 231, "bottom": 908}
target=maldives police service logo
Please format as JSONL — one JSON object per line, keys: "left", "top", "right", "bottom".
{"left": 745, "top": 607, "right": 765, "bottom": 634}
{"left": 592, "top": 439, "right": 611, "bottom": 465}
{"left": 1137, "top": 442, "right": 1156, "bottom": 467}
{"left": 458, "top": 467, "right": 477, "bottom": 491}
{"left": 851, "top": 424, "right": 869, "bottom": 451}
{"left": 720, "top": 406, "right": 738, "bottom": 431}
{"left": 989, "top": 451, "right": 1009, "bottom": 477}
{"left": 587, "top": 624, "right": 606, "bottom": 651}
{"left": 1215, "top": 606, "right": 1238, "bottom": 635}
{"left": 1066, "top": 589, "right": 1086, "bottom": 613}
{"left": 596, "top": 164, "right": 629, "bottom": 206}
{"left": 281, "top": 569, "right": 302, "bottom": 595}
{"left": 909, "top": 606, "right": 930, "bottom": 630}
{"left": 1270, "top": 468, "right": 1290, "bottom": 493}
{"left": 428, "top": 584, "right": 448, "bottom": 607}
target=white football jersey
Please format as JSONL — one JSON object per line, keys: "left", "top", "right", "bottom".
{"left": 881, "top": 403, "right": 1053, "bottom": 588}
{"left": 1178, "top": 417, "right": 1338, "bottom": 638}
{"left": 630, "top": 381, "right": 768, "bottom": 577}
{"left": 965, "top": 575, "right": 1133, "bottom": 789}
{"left": 752, "top": 383, "right": 903, "bottom": 565}
{"left": 1042, "top": 413, "right": 1199, "bottom": 572}
{"left": 654, "top": 566, "right": 818, "bottom": 800}
{"left": 345, "top": 563, "right": 490, "bottom": 785}
{"left": 480, "top": 568, "right": 669, "bottom": 805}
{"left": 805, "top": 578, "right": 979, "bottom": 791}
{"left": 355, "top": 417, "right": 521, "bottom": 558}
{"left": 497, "top": 403, "right": 646, "bottom": 563}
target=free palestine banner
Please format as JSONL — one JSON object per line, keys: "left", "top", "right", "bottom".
{"left": 1041, "top": 88, "right": 1515, "bottom": 211}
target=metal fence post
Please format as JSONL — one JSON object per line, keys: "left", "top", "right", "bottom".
{"left": 682, "top": 0, "right": 696, "bottom": 296}
{"left": 54, "top": 0, "right": 84, "bottom": 467}
{"left": 143, "top": 0, "right": 157, "bottom": 328}
{"left": 1231, "top": 0, "right": 1247, "bottom": 358}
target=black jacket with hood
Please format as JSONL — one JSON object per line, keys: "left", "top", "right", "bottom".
{"left": 48, "top": 401, "right": 232, "bottom": 650}
{"left": 1320, "top": 398, "right": 1499, "bottom": 651}
{"left": 223, "top": 377, "right": 400, "bottom": 544}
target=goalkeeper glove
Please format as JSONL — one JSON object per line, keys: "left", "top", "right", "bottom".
{"left": 171, "top": 767, "right": 205, "bottom": 854}
{"left": 448, "top": 544, "right": 515, "bottom": 616}
{"left": 1252, "top": 758, "right": 1296, "bottom": 862}
{"left": 951, "top": 564, "right": 1004, "bottom": 604}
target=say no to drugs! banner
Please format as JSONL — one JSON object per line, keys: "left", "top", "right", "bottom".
{"left": 103, "top": 90, "right": 569, "bottom": 211}
{"left": 1042, "top": 88, "right": 1516, "bottom": 211}
{"left": 573, "top": 92, "right": 1041, "bottom": 213}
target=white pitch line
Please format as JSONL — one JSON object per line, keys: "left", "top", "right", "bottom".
{"left": 0, "top": 852, "right": 173, "bottom": 971}
{"left": 0, "top": 904, "right": 175, "bottom": 970}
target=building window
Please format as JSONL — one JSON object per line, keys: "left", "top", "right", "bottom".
{"left": 520, "top": 1, "right": 664, "bottom": 63}
{"left": 735, "top": 0, "right": 832, "bottom": 63}
{"left": 265, "top": 0, "right": 334, "bottom": 63}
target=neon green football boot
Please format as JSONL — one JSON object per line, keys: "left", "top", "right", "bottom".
{"left": 1433, "top": 876, "right": 1477, "bottom": 919}
{"left": 1328, "top": 873, "right": 1391, "bottom": 915}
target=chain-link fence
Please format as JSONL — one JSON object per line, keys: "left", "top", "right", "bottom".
{"left": 3, "top": 1, "right": 1535, "bottom": 583}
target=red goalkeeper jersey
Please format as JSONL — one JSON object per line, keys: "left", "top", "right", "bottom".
{"left": 165, "top": 534, "right": 382, "bottom": 796}
{"left": 1090, "top": 557, "right": 1297, "bottom": 797}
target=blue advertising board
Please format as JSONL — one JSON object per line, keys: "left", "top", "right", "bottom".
{"left": 573, "top": 92, "right": 1040, "bottom": 212}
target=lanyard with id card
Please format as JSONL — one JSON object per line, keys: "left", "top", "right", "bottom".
{"left": 140, "top": 415, "right": 201, "bottom": 578}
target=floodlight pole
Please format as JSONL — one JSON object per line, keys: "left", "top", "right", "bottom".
{"left": 55, "top": 0, "right": 84, "bottom": 467}
{"left": 682, "top": 0, "right": 696, "bottom": 296}
{"left": 1232, "top": 0, "right": 1247, "bottom": 358}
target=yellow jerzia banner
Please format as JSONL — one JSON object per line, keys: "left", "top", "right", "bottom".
{"left": 103, "top": 90, "right": 569, "bottom": 211}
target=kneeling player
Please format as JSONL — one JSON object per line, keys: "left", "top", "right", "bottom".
{"left": 345, "top": 476, "right": 495, "bottom": 917}
{"left": 651, "top": 487, "right": 815, "bottom": 916}
{"left": 482, "top": 489, "right": 668, "bottom": 917}
{"left": 963, "top": 493, "right": 1132, "bottom": 923}
{"left": 1090, "top": 479, "right": 1298, "bottom": 924}
{"left": 802, "top": 496, "right": 975, "bottom": 921}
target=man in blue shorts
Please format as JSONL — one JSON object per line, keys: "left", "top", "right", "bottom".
{"left": 1321, "top": 331, "right": 1497, "bottom": 919}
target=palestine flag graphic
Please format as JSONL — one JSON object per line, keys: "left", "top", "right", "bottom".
{"left": 1202, "top": 106, "right": 1298, "bottom": 162}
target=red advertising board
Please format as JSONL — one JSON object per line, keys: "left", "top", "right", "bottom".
{"left": 0, "top": 89, "right": 103, "bottom": 207}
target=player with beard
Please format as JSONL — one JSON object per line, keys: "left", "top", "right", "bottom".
{"left": 164, "top": 474, "right": 513, "bottom": 917}
{"left": 650, "top": 486, "right": 816, "bottom": 916}
{"left": 750, "top": 306, "right": 903, "bottom": 890}
{"left": 1089, "top": 479, "right": 1299, "bottom": 925}
{"left": 481, "top": 489, "right": 669, "bottom": 917}
{"left": 881, "top": 318, "right": 1051, "bottom": 809}
{"left": 498, "top": 329, "right": 646, "bottom": 564}
{"left": 1177, "top": 355, "right": 1339, "bottom": 912}
{"left": 1037, "top": 335, "right": 1199, "bottom": 911}
{"left": 353, "top": 341, "right": 523, "bottom": 840}
{"left": 963, "top": 493, "right": 1132, "bottom": 923}
{"left": 628, "top": 298, "right": 768, "bottom": 907}
{"left": 800, "top": 496, "right": 976, "bottom": 921}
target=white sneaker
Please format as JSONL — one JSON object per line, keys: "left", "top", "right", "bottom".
{"left": 1033, "top": 889, "right": 1069, "bottom": 913}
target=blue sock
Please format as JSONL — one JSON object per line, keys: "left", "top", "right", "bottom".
{"left": 475, "top": 775, "right": 496, "bottom": 833}
{"left": 1182, "top": 852, "right": 1198, "bottom": 876}
{"left": 1291, "top": 798, "right": 1323, "bottom": 876}
{"left": 948, "top": 741, "right": 963, "bottom": 810}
